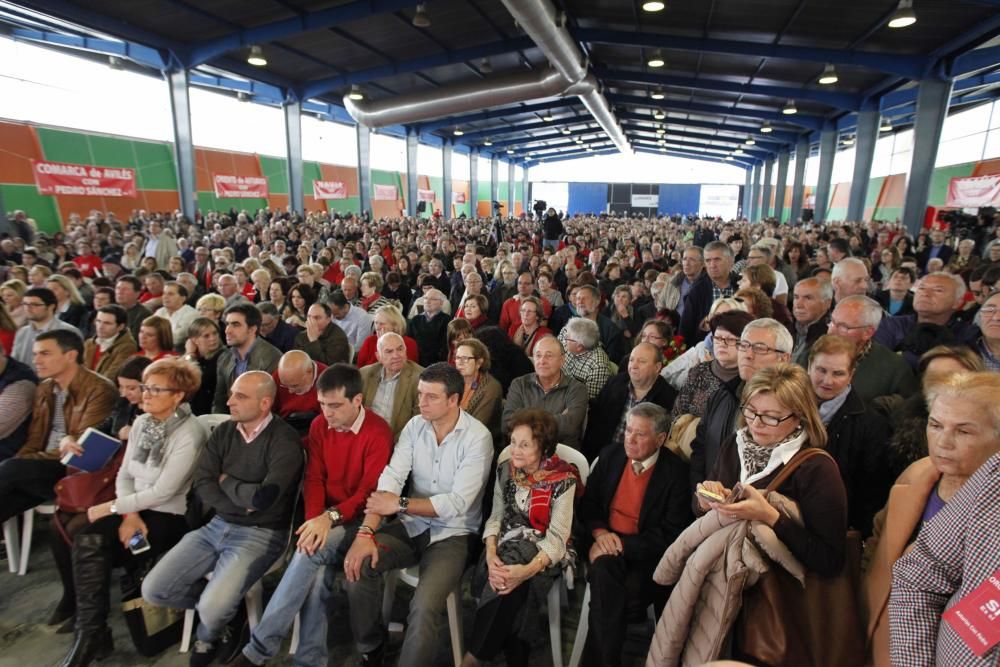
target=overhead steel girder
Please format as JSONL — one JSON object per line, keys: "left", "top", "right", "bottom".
{"left": 635, "top": 146, "right": 754, "bottom": 169}
{"left": 489, "top": 127, "right": 605, "bottom": 148}
{"left": 628, "top": 134, "right": 774, "bottom": 160}
{"left": 881, "top": 72, "right": 1000, "bottom": 111}
{"left": 595, "top": 67, "right": 864, "bottom": 111}
{"left": 621, "top": 122, "right": 784, "bottom": 151}
{"left": 948, "top": 46, "right": 1000, "bottom": 78}
{"left": 416, "top": 100, "right": 582, "bottom": 132}
{"left": 189, "top": 73, "right": 287, "bottom": 105}
{"left": 502, "top": 137, "right": 600, "bottom": 154}
{"left": 533, "top": 148, "right": 619, "bottom": 164}
{"left": 616, "top": 111, "right": 800, "bottom": 144}
{"left": 608, "top": 94, "right": 824, "bottom": 131}
{"left": 8, "top": 27, "right": 168, "bottom": 69}
{"left": 518, "top": 140, "right": 615, "bottom": 157}
{"left": 631, "top": 137, "right": 760, "bottom": 159}
{"left": 457, "top": 117, "right": 591, "bottom": 140}
{"left": 183, "top": 0, "right": 419, "bottom": 67}
{"left": 301, "top": 36, "right": 536, "bottom": 98}
{"left": 839, "top": 91, "right": 996, "bottom": 132}
{"left": 575, "top": 28, "right": 929, "bottom": 79}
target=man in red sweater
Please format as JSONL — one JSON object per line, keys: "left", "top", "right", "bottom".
{"left": 230, "top": 364, "right": 392, "bottom": 667}
{"left": 498, "top": 272, "right": 552, "bottom": 332}
{"left": 272, "top": 350, "right": 327, "bottom": 431}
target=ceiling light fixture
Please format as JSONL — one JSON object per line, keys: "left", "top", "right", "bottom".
{"left": 760, "top": 123, "right": 773, "bottom": 134}
{"left": 483, "top": 138, "right": 493, "bottom": 146}
{"left": 642, "top": 1, "right": 665, "bottom": 11}
{"left": 348, "top": 84, "right": 364, "bottom": 100}
{"left": 725, "top": 155, "right": 734, "bottom": 160}
{"left": 657, "top": 139, "right": 666, "bottom": 145}
{"left": 586, "top": 147, "right": 594, "bottom": 152}
{"left": 412, "top": 3, "right": 431, "bottom": 28}
{"left": 479, "top": 57, "right": 492, "bottom": 74}
{"left": 543, "top": 114, "right": 554, "bottom": 122}
{"left": 734, "top": 148, "right": 745, "bottom": 155}
{"left": 888, "top": 0, "right": 916, "bottom": 28}
{"left": 650, "top": 87, "right": 665, "bottom": 100}
{"left": 818, "top": 63, "right": 838, "bottom": 85}
{"left": 653, "top": 110, "right": 666, "bottom": 120}
{"left": 453, "top": 127, "right": 464, "bottom": 136}
{"left": 841, "top": 136, "right": 855, "bottom": 146}
{"left": 247, "top": 45, "right": 267, "bottom": 67}
{"left": 647, "top": 50, "right": 665, "bottom": 68}
{"left": 562, "top": 128, "right": 571, "bottom": 135}
{"left": 745, "top": 137, "right": 756, "bottom": 145}
{"left": 656, "top": 128, "right": 666, "bottom": 135}
{"left": 575, "top": 139, "right": 583, "bottom": 144}
{"left": 782, "top": 99, "right": 797, "bottom": 115}
{"left": 880, "top": 120, "right": 893, "bottom": 132}
{"left": 506, "top": 149, "right": 515, "bottom": 154}
{"left": 108, "top": 55, "right": 123, "bottom": 70}
{"left": 237, "top": 91, "right": 250, "bottom": 102}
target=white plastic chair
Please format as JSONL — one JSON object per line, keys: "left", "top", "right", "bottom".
{"left": 496, "top": 443, "right": 591, "bottom": 667}
{"left": 380, "top": 565, "right": 465, "bottom": 667}
{"left": 196, "top": 413, "right": 231, "bottom": 433}
{"left": 3, "top": 502, "right": 56, "bottom": 575}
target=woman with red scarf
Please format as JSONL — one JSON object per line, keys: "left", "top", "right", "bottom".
{"left": 461, "top": 408, "right": 581, "bottom": 667}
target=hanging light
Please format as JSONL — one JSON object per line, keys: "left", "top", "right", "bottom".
{"left": 761, "top": 123, "right": 773, "bottom": 134}
{"left": 562, "top": 128, "right": 571, "bottom": 135}
{"left": 575, "top": 139, "right": 584, "bottom": 144}
{"left": 316, "top": 113, "right": 325, "bottom": 121}
{"left": 888, "top": 0, "right": 916, "bottom": 28}
{"left": 782, "top": 99, "right": 797, "bottom": 115}
{"left": 542, "top": 114, "right": 554, "bottom": 122}
{"left": 880, "top": 119, "right": 893, "bottom": 132}
{"left": 453, "top": 127, "right": 464, "bottom": 136}
{"left": 734, "top": 148, "right": 745, "bottom": 156}
{"left": 483, "top": 138, "right": 493, "bottom": 146}
{"left": 841, "top": 136, "right": 855, "bottom": 146}
{"left": 412, "top": 3, "right": 431, "bottom": 28}
{"left": 656, "top": 127, "right": 666, "bottom": 135}
{"left": 348, "top": 84, "right": 364, "bottom": 101}
{"left": 657, "top": 139, "right": 666, "bottom": 145}
{"left": 725, "top": 155, "right": 734, "bottom": 160}
{"left": 479, "top": 57, "right": 492, "bottom": 74}
{"left": 818, "top": 64, "right": 838, "bottom": 85}
{"left": 586, "top": 147, "right": 594, "bottom": 152}
{"left": 506, "top": 149, "right": 515, "bottom": 154}
{"left": 647, "top": 50, "right": 665, "bottom": 68}
{"left": 108, "top": 55, "right": 123, "bottom": 70}
{"left": 650, "top": 87, "right": 665, "bottom": 100}
{"left": 642, "top": 1, "right": 665, "bottom": 11}
{"left": 237, "top": 91, "right": 250, "bottom": 102}
{"left": 653, "top": 110, "right": 666, "bottom": 120}
{"left": 247, "top": 45, "right": 267, "bottom": 67}
{"left": 745, "top": 137, "right": 756, "bottom": 145}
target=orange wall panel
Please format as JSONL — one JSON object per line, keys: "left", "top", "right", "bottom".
{"left": 972, "top": 159, "right": 1000, "bottom": 176}
{"left": 319, "top": 165, "right": 359, "bottom": 195}
{"left": 0, "top": 121, "right": 42, "bottom": 184}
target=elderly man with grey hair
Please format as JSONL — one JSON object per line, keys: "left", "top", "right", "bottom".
{"left": 689, "top": 318, "right": 793, "bottom": 491}
{"left": 830, "top": 295, "right": 918, "bottom": 401}
{"left": 559, "top": 317, "right": 614, "bottom": 399}
{"left": 831, "top": 257, "right": 871, "bottom": 304}
{"left": 406, "top": 288, "right": 452, "bottom": 366}
{"left": 359, "top": 332, "right": 422, "bottom": 441}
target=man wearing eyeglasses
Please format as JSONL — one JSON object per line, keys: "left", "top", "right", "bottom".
{"left": 829, "top": 296, "right": 919, "bottom": 402}
{"left": 12, "top": 287, "right": 82, "bottom": 372}
{"left": 0, "top": 329, "right": 115, "bottom": 525}
{"left": 689, "top": 318, "right": 792, "bottom": 492}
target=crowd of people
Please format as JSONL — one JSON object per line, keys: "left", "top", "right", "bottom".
{"left": 0, "top": 203, "right": 998, "bottom": 667}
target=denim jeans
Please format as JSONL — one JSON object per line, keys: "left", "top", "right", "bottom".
{"left": 141, "top": 516, "right": 287, "bottom": 643}
{"left": 242, "top": 524, "right": 349, "bottom": 667}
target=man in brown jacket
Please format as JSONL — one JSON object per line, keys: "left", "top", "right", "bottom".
{"left": 83, "top": 304, "right": 138, "bottom": 381}
{"left": 0, "top": 329, "right": 116, "bottom": 523}
{"left": 359, "top": 332, "right": 422, "bottom": 441}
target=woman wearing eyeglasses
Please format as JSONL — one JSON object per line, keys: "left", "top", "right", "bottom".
{"left": 54, "top": 358, "right": 208, "bottom": 666}
{"left": 975, "top": 291, "right": 1000, "bottom": 371}
{"left": 183, "top": 317, "right": 225, "bottom": 416}
{"left": 453, "top": 338, "right": 503, "bottom": 446}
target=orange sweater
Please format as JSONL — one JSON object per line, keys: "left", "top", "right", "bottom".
{"left": 608, "top": 464, "right": 654, "bottom": 535}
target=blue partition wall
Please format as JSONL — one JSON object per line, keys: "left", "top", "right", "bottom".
{"left": 567, "top": 182, "right": 609, "bottom": 215}
{"left": 658, "top": 184, "right": 702, "bottom": 216}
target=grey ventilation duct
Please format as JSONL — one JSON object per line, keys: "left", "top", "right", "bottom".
{"left": 342, "top": 0, "right": 629, "bottom": 153}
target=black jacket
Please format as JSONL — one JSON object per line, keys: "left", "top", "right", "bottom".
{"left": 689, "top": 376, "right": 742, "bottom": 492}
{"left": 678, "top": 272, "right": 739, "bottom": 346}
{"left": 577, "top": 444, "right": 692, "bottom": 567}
{"left": 581, "top": 374, "right": 678, "bottom": 460}
{"left": 263, "top": 319, "right": 300, "bottom": 353}
{"left": 874, "top": 289, "right": 915, "bottom": 317}
{"left": 824, "top": 389, "right": 894, "bottom": 538}
{"left": 543, "top": 214, "right": 564, "bottom": 241}
{"left": 406, "top": 310, "right": 452, "bottom": 366}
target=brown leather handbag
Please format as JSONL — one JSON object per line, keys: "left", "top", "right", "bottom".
{"left": 53, "top": 448, "right": 125, "bottom": 513}
{"left": 735, "top": 448, "right": 865, "bottom": 667}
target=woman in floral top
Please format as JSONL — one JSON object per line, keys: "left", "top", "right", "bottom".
{"left": 461, "top": 408, "right": 581, "bottom": 667}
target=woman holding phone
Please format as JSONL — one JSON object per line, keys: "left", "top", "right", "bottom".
{"left": 54, "top": 358, "right": 207, "bottom": 666}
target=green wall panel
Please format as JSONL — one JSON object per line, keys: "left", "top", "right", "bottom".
{"left": 196, "top": 191, "right": 267, "bottom": 212}
{"left": 1, "top": 184, "right": 60, "bottom": 233}
{"left": 477, "top": 181, "right": 491, "bottom": 203}
{"left": 259, "top": 155, "right": 289, "bottom": 195}
{"left": 36, "top": 127, "right": 94, "bottom": 164}
{"left": 865, "top": 177, "right": 885, "bottom": 210}
{"left": 328, "top": 197, "right": 360, "bottom": 216}
{"left": 303, "top": 162, "right": 323, "bottom": 192}
{"left": 498, "top": 181, "right": 510, "bottom": 200}
{"left": 88, "top": 134, "right": 136, "bottom": 167}
{"left": 929, "top": 162, "right": 976, "bottom": 206}
{"left": 132, "top": 141, "right": 177, "bottom": 190}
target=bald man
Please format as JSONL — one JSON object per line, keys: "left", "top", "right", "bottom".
{"left": 272, "top": 349, "right": 327, "bottom": 426}
{"left": 142, "top": 371, "right": 304, "bottom": 666}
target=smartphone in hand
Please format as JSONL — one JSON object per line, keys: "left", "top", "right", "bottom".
{"left": 128, "top": 530, "right": 151, "bottom": 555}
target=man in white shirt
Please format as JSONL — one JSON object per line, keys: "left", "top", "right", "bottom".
{"left": 154, "top": 281, "right": 197, "bottom": 348}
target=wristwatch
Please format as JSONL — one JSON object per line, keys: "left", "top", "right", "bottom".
{"left": 398, "top": 496, "right": 410, "bottom": 514}
{"left": 325, "top": 507, "right": 342, "bottom": 525}
{"left": 110, "top": 502, "right": 118, "bottom": 515}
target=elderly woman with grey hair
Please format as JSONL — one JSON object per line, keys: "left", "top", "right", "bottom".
{"left": 559, "top": 317, "right": 614, "bottom": 399}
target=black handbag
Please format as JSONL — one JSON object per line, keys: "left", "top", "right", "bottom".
{"left": 119, "top": 556, "right": 184, "bottom": 657}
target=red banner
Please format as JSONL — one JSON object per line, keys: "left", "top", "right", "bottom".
{"left": 453, "top": 192, "right": 467, "bottom": 204}
{"left": 32, "top": 160, "right": 136, "bottom": 197}
{"left": 313, "top": 180, "right": 347, "bottom": 199}
{"left": 213, "top": 174, "right": 269, "bottom": 199}
{"left": 946, "top": 175, "right": 1000, "bottom": 208}
{"left": 373, "top": 184, "right": 397, "bottom": 201}
{"left": 418, "top": 188, "right": 435, "bottom": 202}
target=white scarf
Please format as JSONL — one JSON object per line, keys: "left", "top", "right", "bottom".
{"left": 735, "top": 426, "right": 809, "bottom": 486}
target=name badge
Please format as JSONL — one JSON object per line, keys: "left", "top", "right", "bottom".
{"left": 943, "top": 570, "right": 1000, "bottom": 657}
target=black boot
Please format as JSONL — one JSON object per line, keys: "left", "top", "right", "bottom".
{"left": 57, "top": 533, "right": 113, "bottom": 667}
{"left": 47, "top": 525, "right": 76, "bottom": 626}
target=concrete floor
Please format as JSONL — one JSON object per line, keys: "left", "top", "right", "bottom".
{"left": 0, "top": 526, "right": 653, "bottom": 667}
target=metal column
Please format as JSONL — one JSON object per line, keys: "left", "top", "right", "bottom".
{"left": 742, "top": 168, "right": 753, "bottom": 220}
{"left": 356, "top": 124, "right": 372, "bottom": 216}
{"left": 283, "top": 100, "right": 303, "bottom": 214}
{"left": 166, "top": 69, "right": 196, "bottom": 222}
{"left": 522, "top": 166, "right": 530, "bottom": 217}
{"left": 901, "top": 78, "right": 954, "bottom": 237}
{"left": 814, "top": 124, "right": 837, "bottom": 223}
{"left": 490, "top": 156, "right": 499, "bottom": 212}
{"left": 442, "top": 141, "right": 453, "bottom": 219}
{"left": 507, "top": 161, "right": 516, "bottom": 216}
{"left": 405, "top": 131, "right": 419, "bottom": 217}
{"left": 775, "top": 150, "right": 790, "bottom": 223}
{"left": 750, "top": 164, "right": 762, "bottom": 222}
{"left": 846, "top": 109, "right": 880, "bottom": 222}
{"left": 470, "top": 149, "right": 479, "bottom": 218}
{"left": 761, "top": 159, "right": 774, "bottom": 219}
{"left": 789, "top": 137, "right": 809, "bottom": 225}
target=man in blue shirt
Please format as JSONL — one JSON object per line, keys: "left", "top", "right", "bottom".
{"left": 342, "top": 363, "right": 492, "bottom": 667}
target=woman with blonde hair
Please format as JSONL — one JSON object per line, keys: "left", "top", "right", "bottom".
{"left": 195, "top": 293, "right": 226, "bottom": 323}
{"left": 47, "top": 274, "right": 87, "bottom": 329}
{"left": 1, "top": 278, "right": 27, "bottom": 328}
{"left": 359, "top": 271, "right": 394, "bottom": 314}
{"left": 354, "top": 304, "right": 419, "bottom": 367}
